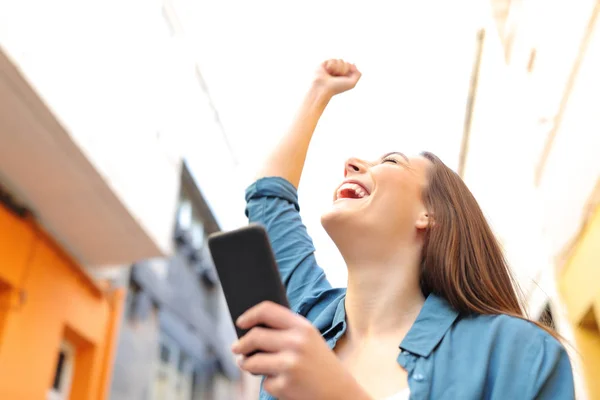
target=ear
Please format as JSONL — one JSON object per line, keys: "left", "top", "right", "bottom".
{"left": 415, "top": 211, "right": 429, "bottom": 230}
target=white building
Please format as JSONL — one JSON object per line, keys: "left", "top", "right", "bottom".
{"left": 463, "top": 1, "right": 600, "bottom": 398}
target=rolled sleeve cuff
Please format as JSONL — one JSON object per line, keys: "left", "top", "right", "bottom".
{"left": 245, "top": 177, "right": 301, "bottom": 214}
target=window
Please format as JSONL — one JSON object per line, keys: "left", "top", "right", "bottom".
{"left": 152, "top": 335, "right": 195, "bottom": 400}
{"left": 581, "top": 305, "right": 599, "bottom": 332}
{"left": 125, "top": 281, "right": 142, "bottom": 321}
{"left": 47, "top": 341, "right": 75, "bottom": 400}
{"left": 177, "top": 198, "right": 193, "bottom": 232}
{"left": 176, "top": 353, "right": 194, "bottom": 400}
{"left": 192, "top": 365, "right": 216, "bottom": 400}
{"left": 190, "top": 221, "right": 205, "bottom": 248}
{"left": 154, "top": 340, "right": 174, "bottom": 400}
{"left": 176, "top": 192, "right": 206, "bottom": 247}
{"left": 538, "top": 302, "right": 556, "bottom": 330}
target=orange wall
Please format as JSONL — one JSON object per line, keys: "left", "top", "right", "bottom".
{"left": 0, "top": 203, "right": 125, "bottom": 400}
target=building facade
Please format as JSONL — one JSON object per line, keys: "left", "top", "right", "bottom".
{"left": 0, "top": 0, "right": 256, "bottom": 398}
{"left": 0, "top": 189, "right": 126, "bottom": 400}
{"left": 461, "top": 1, "right": 600, "bottom": 398}
{"left": 109, "top": 164, "right": 250, "bottom": 400}
{"left": 0, "top": 40, "right": 179, "bottom": 399}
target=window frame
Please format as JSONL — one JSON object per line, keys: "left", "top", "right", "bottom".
{"left": 47, "top": 340, "right": 75, "bottom": 400}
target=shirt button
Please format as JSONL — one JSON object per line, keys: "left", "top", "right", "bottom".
{"left": 413, "top": 373, "right": 425, "bottom": 382}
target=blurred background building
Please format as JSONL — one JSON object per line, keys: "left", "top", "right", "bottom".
{"left": 0, "top": 0, "right": 258, "bottom": 399}
{"left": 461, "top": 1, "right": 600, "bottom": 399}
{"left": 0, "top": 0, "right": 598, "bottom": 399}
{"left": 109, "top": 163, "right": 246, "bottom": 400}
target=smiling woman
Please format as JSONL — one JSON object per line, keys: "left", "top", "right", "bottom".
{"left": 234, "top": 59, "right": 575, "bottom": 400}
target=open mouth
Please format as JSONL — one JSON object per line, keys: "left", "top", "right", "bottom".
{"left": 335, "top": 182, "right": 371, "bottom": 201}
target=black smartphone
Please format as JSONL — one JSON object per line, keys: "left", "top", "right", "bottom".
{"left": 208, "top": 223, "right": 290, "bottom": 338}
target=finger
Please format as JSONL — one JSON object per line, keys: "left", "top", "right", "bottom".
{"left": 325, "top": 59, "right": 344, "bottom": 76}
{"left": 238, "top": 352, "right": 294, "bottom": 376}
{"left": 237, "top": 301, "right": 301, "bottom": 330}
{"left": 324, "top": 59, "right": 337, "bottom": 75}
{"left": 334, "top": 59, "right": 348, "bottom": 76}
{"left": 232, "top": 326, "right": 296, "bottom": 355}
{"left": 337, "top": 59, "right": 350, "bottom": 76}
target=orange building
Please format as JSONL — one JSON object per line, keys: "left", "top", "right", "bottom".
{"left": 0, "top": 31, "right": 181, "bottom": 398}
{"left": 0, "top": 201, "right": 124, "bottom": 400}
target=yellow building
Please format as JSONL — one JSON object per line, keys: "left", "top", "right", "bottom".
{"left": 560, "top": 193, "right": 600, "bottom": 399}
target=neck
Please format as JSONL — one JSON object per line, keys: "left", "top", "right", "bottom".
{"left": 342, "top": 243, "right": 426, "bottom": 340}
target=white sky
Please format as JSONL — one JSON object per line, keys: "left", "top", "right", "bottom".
{"left": 181, "top": 0, "right": 491, "bottom": 286}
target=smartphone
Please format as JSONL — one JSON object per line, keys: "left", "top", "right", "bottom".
{"left": 208, "top": 223, "right": 290, "bottom": 338}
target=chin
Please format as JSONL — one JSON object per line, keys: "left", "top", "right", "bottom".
{"left": 320, "top": 209, "right": 337, "bottom": 232}
{"left": 321, "top": 205, "right": 360, "bottom": 239}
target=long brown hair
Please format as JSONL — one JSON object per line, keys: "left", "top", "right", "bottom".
{"left": 419, "top": 152, "right": 559, "bottom": 337}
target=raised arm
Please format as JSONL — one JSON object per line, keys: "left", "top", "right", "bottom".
{"left": 245, "top": 60, "right": 361, "bottom": 317}
{"left": 257, "top": 59, "right": 361, "bottom": 187}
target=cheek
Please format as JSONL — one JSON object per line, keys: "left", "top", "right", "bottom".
{"left": 372, "top": 179, "right": 420, "bottom": 220}
{"left": 370, "top": 190, "right": 406, "bottom": 221}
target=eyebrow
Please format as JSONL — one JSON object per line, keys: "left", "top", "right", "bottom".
{"left": 381, "top": 151, "right": 410, "bottom": 163}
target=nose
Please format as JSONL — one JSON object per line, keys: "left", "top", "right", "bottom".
{"left": 344, "top": 157, "right": 367, "bottom": 177}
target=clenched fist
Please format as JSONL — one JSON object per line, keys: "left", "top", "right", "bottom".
{"left": 313, "top": 59, "right": 361, "bottom": 97}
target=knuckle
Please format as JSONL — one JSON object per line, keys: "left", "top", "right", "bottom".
{"left": 298, "top": 319, "right": 314, "bottom": 334}
{"left": 289, "top": 333, "right": 305, "bottom": 350}
{"left": 244, "top": 336, "right": 255, "bottom": 350}
{"left": 297, "top": 330, "right": 310, "bottom": 346}
{"left": 285, "top": 353, "right": 300, "bottom": 371}
{"left": 248, "top": 326, "right": 264, "bottom": 343}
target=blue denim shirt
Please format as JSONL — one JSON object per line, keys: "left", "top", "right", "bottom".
{"left": 245, "top": 177, "right": 574, "bottom": 400}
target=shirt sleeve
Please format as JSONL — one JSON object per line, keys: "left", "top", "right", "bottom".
{"left": 245, "top": 177, "right": 333, "bottom": 315}
{"left": 527, "top": 335, "right": 575, "bottom": 399}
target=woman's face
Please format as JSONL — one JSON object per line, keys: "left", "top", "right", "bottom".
{"left": 321, "top": 152, "right": 432, "bottom": 242}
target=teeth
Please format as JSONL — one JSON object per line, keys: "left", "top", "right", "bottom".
{"left": 337, "top": 183, "right": 368, "bottom": 199}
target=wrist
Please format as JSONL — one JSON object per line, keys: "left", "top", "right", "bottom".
{"left": 308, "top": 81, "right": 334, "bottom": 106}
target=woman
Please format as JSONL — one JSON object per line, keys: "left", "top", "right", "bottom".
{"left": 230, "top": 59, "right": 574, "bottom": 400}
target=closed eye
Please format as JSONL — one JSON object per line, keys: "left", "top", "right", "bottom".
{"left": 382, "top": 157, "right": 399, "bottom": 164}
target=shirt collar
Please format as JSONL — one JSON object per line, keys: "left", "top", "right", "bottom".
{"left": 400, "top": 294, "right": 459, "bottom": 357}
{"left": 326, "top": 293, "right": 458, "bottom": 357}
